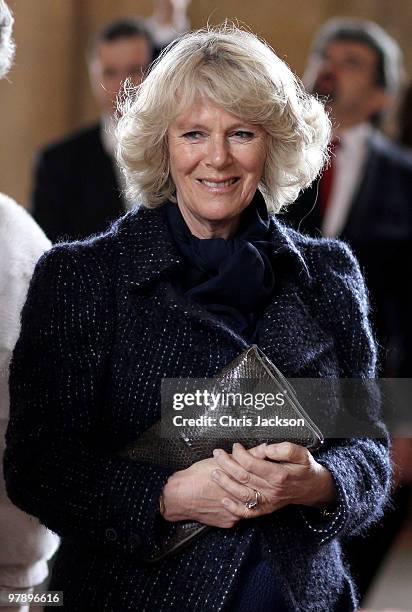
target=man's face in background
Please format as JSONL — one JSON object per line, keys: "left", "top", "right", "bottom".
{"left": 0, "top": 0, "right": 15, "bottom": 79}
{"left": 304, "top": 39, "right": 389, "bottom": 128}
{"left": 89, "top": 35, "right": 152, "bottom": 114}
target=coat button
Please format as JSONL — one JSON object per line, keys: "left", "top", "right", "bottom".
{"left": 128, "top": 533, "right": 142, "bottom": 548}
{"left": 105, "top": 528, "right": 117, "bottom": 541}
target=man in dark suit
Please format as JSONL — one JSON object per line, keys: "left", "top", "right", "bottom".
{"left": 283, "top": 18, "right": 412, "bottom": 377}
{"left": 31, "top": 18, "right": 153, "bottom": 243}
{"left": 282, "top": 18, "right": 412, "bottom": 601}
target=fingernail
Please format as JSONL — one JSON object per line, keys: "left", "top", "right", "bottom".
{"left": 211, "top": 470, "right": 219, "bottom": 479}
{"left": 232, "top": 443, "right": 238, "bottom": 451}
{"left": 213, "top": 449, "right": 221, "bottom": 457}
{"left": 222, "top": 499, "right": 230, "bottom": 507}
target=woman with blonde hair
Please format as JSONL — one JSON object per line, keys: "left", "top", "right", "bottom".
{"left": 5, "top": 24, "right": 389, "bottom": 611}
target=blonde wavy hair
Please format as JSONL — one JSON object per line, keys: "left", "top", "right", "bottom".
{"left": 116, "top": 23, "right": 331, "bottom": 213}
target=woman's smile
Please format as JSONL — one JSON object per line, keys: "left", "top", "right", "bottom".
{"left": 196, "top": 176, "right": 240, "bottom": 192}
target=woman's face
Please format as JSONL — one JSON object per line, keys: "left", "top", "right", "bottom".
{"left": 167, "top": 99, "right": 267, "bottom": 239}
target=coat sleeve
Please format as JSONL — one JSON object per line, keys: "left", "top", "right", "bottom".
{"left": 3, "top": 244, "right": 174, "bottom": 559}
{"left": 298, "top": 240, "right": 391, "bottom": 544}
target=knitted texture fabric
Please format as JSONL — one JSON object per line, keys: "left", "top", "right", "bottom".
{"left": 4, "top": 204, "right": 390, "bottom": 612}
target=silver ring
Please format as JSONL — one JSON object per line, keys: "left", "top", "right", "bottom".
{"left": 245, "top": 489, "right": 262, "bottom": 510}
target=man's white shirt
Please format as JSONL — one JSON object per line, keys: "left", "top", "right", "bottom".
{"left": 322, "top": 122, "right": 372, "bottom": 237}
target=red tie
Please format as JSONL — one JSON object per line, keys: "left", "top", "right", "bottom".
{"left": 319, "top": 138, "right": 340, "bottom": 215}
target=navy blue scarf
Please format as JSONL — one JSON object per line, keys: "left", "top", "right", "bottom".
{"left": 164, "top": 191, "right": 275, "bottom": 342}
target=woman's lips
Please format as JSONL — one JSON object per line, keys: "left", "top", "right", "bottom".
{"left": 197, "top": 177, "right": 240, "bottom": 191}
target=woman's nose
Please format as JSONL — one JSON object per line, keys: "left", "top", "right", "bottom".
{"left": 205, "top": 136, "right": 232, "bottom": 168}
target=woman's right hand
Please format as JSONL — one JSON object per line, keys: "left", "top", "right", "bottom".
{"left": 161, "top": 444, "right": 268, "bottom": 528}
{"left": 161, "top": 457, "right": 241, "bottom": 528}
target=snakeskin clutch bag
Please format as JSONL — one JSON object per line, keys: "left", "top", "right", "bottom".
{"left": 121, "top": 345, "right": 323, "bottom": 561}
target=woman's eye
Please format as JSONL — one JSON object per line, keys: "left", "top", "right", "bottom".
{"left": 231, "top": 131, "right": 254, "bottom": 140}
{"left": 182, "top": 131, "right": 203, "bottom": 141}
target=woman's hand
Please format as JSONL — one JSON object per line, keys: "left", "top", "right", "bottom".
{"left": 210, "top": 442, "right": 337, "bottom": 520}
{"left": 162, "top": 457, "right": 243, "bottom": 528}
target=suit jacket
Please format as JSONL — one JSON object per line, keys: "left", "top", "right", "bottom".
{"left": 31, "top": 123, "right": 125, "bottom": 243}
{"left": 4, "top": 204, "right": 390, "bottom": 611}
{"left": 281, "top": 129, "right": 412, "bottom": 375}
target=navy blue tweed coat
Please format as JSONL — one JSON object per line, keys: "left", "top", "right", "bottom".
{"left": 4, "top": 204, "right": 390, "bottom": 612}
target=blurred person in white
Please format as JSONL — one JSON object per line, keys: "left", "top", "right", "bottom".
{"left": 31, "top": 18, "right": 154, "bottom": 243}
{"left": 145, "top": 0, "right": 191, "bottom": 57}
{"left": 0, "top": 2, "right": 59, "bottom": 611}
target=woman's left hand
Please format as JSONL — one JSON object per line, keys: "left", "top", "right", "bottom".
{"left": 210, "top": 442, "right": 337, "bottom": 519}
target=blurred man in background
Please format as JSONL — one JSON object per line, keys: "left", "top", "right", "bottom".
{"left": 283, "top": 17, "right": 412, "bottom": 378}
{"left": 0, "top": 2, "right": 59, "bottom": 610}
{"left": 31, "top": 18, "right": 153, "bottom": 243}
{"left": 282, "top": 17, "right": 412, "bottom": 602}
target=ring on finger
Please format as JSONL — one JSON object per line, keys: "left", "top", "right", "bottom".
{"left": 245, "top": 489, "right": 262, "bottom": 510}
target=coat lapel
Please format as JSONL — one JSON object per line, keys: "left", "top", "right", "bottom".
{"left": 114, "top": 205, "right": 335, "bottom": 378}
{"left": 115, "top": 206, "right": 248, "bottom": 375}
{"left": 258, "top": 218, "right": 335, "bottom": 376}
